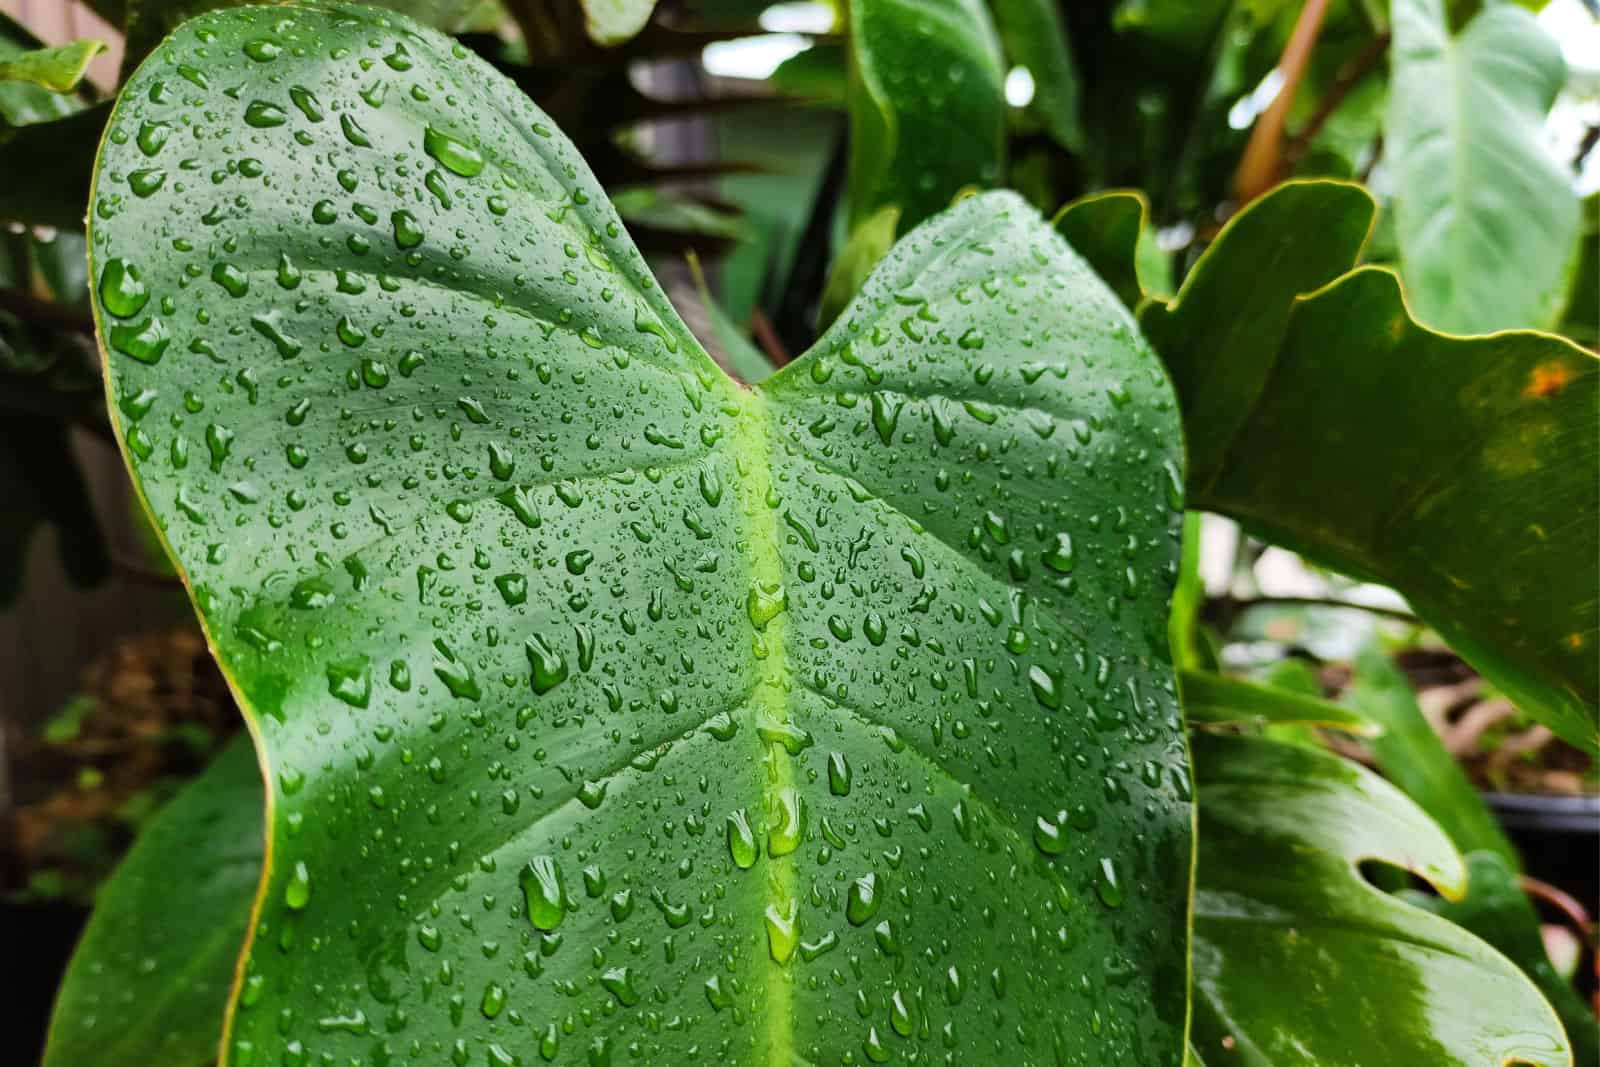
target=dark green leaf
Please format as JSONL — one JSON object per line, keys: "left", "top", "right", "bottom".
{"left": 1054, "top": 190, "right": 1149, "bottom": 311}
{"left": 1191, "top": 734, "right": 1570, "bottom": 1066}
{"left": 91, "top": 5, "right": 1192, "bottom": 1062}
{"left": 847, "top": 0, "right": 1005, "bottom": 231}
{"left": 1067, "top": 180, "right": 1600, "bottom": 752}
{"left": 1388, "top": 0, "right": 1580, "bottom": 333}
{"left": 44, "top": 736, "right": 263, "bottom": 1067}
{"left": 1410, "top": 851, "right": 1600, "bottom": 1067}
{"left": 991, "top": 0, "right": 1083, "bottom": 152}
{"left": 1343, "top": 642, "right": 1517, "bottom": 864}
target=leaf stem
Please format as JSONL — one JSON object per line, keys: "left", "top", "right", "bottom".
{"left": 1233, "top": 0, "right": 1332, "bottom": 204}
{"left": 1282, "top": 32, "right": 1391, "bottom": 173}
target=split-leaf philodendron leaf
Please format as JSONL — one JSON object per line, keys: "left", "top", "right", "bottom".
{"left": 1190, "top": 734, "right": 1570, "bottom": 1067}
{"left": 45, "top": 736, "right": 263, "bottom": 1067}
{"left": 1056, "top": 181, "right": 1600, "bottom": 752}
{"left": 89, "top": 4, "right": 1192, "bottom": 1063}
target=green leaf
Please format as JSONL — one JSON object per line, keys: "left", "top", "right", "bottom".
{"left": 0, "top": 39, "right": 106, "bottom": 93}
{"left": 1190, "top": 734, "right": 1570, "bottom": 1067}
{"left": 991, "top": 0, "right": 1084, "bottom": 152}
{"left": 1387, "top": 0, "right": 1580, "bottom": 333}
{"left": 1050, "top": 190, "right": 1173, "bottom": 313}
{"left": 0, "top": 13, "right": 83, "bottom": 126}
{"left": 44, "top": 736, "right": 263, "bottom": 1067}
{"left": 847, "top": 0, "right": 1005, "bottom": 231}
{"left": 1343, "top": 641, "right": 1517, "bottom": 864}
{"left": 1054, "top": 191, "right": 1147, "bottom": 311}
{"left": 580, "top": 0, "right": 655, "bottom": 46}
{"left": 817, "top": 203, "right": 900, "bottom": 331}
{"left": 1410, "top": 851, "right": 1600, "bottom": 1067}
{"left": 90, "top": 4, "right": 1193, "bottom": 1063}
{"left": 1181, "top": 669, "right": 1378, "bottom": 734}
{"left": 1067, "top": 179, "right": 1600, "bottom": 752}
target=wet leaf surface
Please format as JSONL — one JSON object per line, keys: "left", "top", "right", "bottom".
{"left": 91, "top": 5, "right": 1192, "bottom": 1062}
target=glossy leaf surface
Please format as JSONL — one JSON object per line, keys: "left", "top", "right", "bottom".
{"left": 1191, "top": 734, "right": 1570, "bottom": 1067}
{"left": 1060, "top": 180, "right": 1600, "bottom": 751}
{"left": 1388, "top": 0, "right": 1579, "bottom": 334}
{"left": 91, "top": 5, "right": 1192, "bottom": 1063}
{"left": 45, "top": 736, "right": 263, "bottom": 1067}
{"left": 1411, "top": 852, "right": 1600, "bottom": 1067}
{"left": 847, "top": 0, "right": 1005, "bottom": 232}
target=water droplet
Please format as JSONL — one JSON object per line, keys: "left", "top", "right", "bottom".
{"left": 1096, "top": 856, "right": 1124, "bottom": 908}
{"left": 243, "top": 100, "right": 287, "bottom": 128}
{"left": 846, "top": 872, "right": 879, "bottom": 925}
{"left": 520, "top": 855, "right": 566, "bottom": 931}
{"left": 746, "top": 581, "right": 787, "bottom": 630}
{"left": 423, "top": 125, "right": 485, "bottom": 177}
{"left": 285, "top": 860, "right": 311, "bottom": 910}
{"left": 726, "top": 808, "right": 758, "bottom": 869}
{"left": 1028, "top": 665, "right": 1062, "bottom": 710}
{"left": 525, "top": 634, "right": 568, "bottom": 694}
{"left": 98, "top": 258, "right": 149, "bottom": 318}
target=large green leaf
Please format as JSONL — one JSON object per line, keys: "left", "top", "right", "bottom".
{"left": 1190, "top": 734, "right": 1570, "bottom": 1067}
{"left": 44, "top": 736, "right": 263, "bottom": 1067}
{"left": 847, "top": 0, "right": 1005, "bottom": 232}
{"left": 1387, "top": 0, "right": 1580, "bottom": 333}
{"left": 1057, "top": 180, "right": 1600, "bottom": 752}
{"left": 90, "top": 5, "right": 1192, "bottom": 1064}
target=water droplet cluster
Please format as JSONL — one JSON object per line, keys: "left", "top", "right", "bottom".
{"left": 91, "top": 4, "right": 1191, "bottom": 1064}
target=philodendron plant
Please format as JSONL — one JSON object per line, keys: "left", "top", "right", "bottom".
{"left": 36, "top": 3, "right": 1596, "bottom": 1067}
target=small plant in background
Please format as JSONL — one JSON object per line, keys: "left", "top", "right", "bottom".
{"left": 0, "top": 0, "right": 1595, "bottom": 1065}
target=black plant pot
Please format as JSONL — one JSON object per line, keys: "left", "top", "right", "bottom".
{"left": 1486, "top": 791, "right": 1600, "bottom": 942}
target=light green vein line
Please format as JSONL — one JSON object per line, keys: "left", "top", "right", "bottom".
{"left": 734, "top": 388, "right": 797, "bottom": 1064}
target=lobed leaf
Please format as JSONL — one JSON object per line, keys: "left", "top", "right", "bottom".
{"left": 1190, "top": 734, "right": 1571, "bottom": 1067}
{"left": 90, "top": 4, "right": 1193, "bottom": 1063}
{"left": 1057, "top": 180, "right": 1600, "bottom": 752}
